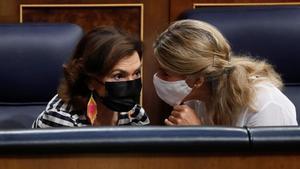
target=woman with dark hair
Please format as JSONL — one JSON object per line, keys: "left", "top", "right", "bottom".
{"left": 33, "top": 27, "right": 150, "bottom": 127}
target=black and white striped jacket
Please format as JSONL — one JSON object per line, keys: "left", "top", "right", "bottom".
{"left": 32, "top": 94, "right": 150, "bottom": 128}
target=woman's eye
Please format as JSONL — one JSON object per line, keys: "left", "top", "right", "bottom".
{"left": 134, "top": 71, "right": 141, "bottom": 78}
{"left": 113, "top": 74, "right": 123, "bottom": 80}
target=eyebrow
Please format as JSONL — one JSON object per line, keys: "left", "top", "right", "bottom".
{"left": 110, "top": 65, "right": 142, "bottom": 75}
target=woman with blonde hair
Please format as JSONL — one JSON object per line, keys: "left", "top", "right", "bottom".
{"left": 153, "top": 19, "right": 297, "bottom": 126}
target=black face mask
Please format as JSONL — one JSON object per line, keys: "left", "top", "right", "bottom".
{"left": 99, "top": 78, "right": 142, "bottom": 112}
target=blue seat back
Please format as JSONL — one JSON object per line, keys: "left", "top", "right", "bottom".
{"left": 0, "top": 23, "right": 83, "bottom": 128}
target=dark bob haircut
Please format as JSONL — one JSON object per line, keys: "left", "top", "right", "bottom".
{"left": 58, "top": 26, "right": 142, "bottom": 113}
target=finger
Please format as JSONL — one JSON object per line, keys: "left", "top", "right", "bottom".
{"left": 169, "top": 115, "right": 183, "bottom": 125}
{"left": 164, "top": 118, "right": 175, "bottom": 126}
{"left": 199, "top": 117, "right": 204, "bottom": 124}
{"left": 173, "top": 104, "right": 189, "bottom": 111}
{"left": 171, "top": 110, "right": 182, "bottom": 118}
{"left": 168, "top": 115, "right": 177, "bottom": 123}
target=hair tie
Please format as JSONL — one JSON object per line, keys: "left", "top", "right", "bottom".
{"left": 223, "top": 66, "right": 235, "bottom": 75}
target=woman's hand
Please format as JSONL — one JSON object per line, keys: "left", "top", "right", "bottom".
{"left": 164, "top": 105, "right": 202, "bottom": 125}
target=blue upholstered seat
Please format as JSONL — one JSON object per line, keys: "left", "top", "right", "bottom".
{"left": 0, "top": 23, "right": 83, "bottom": 129}
{"left": 248, "top": 126, "right": 300, "bottom": 151}
{"left": 180, "top": 6, "right": 300, "bottom": 123}
{"left": 0, "top": 126, "right": 249, "bottom": 153}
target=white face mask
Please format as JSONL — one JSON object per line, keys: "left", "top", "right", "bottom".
{"left": 153, "top": 73, "right": 192, "bottom": 106}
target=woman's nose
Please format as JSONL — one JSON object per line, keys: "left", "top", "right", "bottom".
{"left": 127, "top": 76, "right": 135, "bottom": 81}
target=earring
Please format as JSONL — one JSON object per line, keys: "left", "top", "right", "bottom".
{"left": 87, "top": 92, "right": 98, "bottom": 125}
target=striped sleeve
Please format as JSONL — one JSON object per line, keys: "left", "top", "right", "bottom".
{"left": 129, "top": 105, "right": 150, "bottom": 125}
{"left": 32, "top": 95, "right": 77, "bottom": 128}
{"left": 32, "top": 110, "right": 75, "bottom": 128}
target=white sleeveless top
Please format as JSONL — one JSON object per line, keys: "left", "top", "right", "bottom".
{"left": 184, "top": 82, "right": 298, "bottom": 127}
{"left": 236, "top": 82, "right": 297, "bottom": 127}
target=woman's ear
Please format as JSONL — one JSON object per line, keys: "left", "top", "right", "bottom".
{"left": 193, "top": 76, "right": 204, "bottom": 88}
{"left": 182, "top": 76, "right": 204, "bottom": 103}
{"left": 86, "top": 79, "right": 96, "bottom": 91}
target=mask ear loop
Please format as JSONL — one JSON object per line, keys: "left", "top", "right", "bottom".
{"left": 181, "top": 74, "right": 204, "bottom": 105}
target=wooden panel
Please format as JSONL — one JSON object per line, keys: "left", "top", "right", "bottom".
{"left": 140, "top": 0, "right": 170, "bottom": 124}
{"left": 170, "top": 0, "right": 300, "bottom": 21}
{"left": 170, "top": 0, "right": 194, "bottom": 21}
{"left": 1, "top": 153, "right": 300, "bottom": 169}
{"left": 193, "top": 1, "right": 300, "bottom": 8}
{"left": 20, "top": 5, "right": 142, "bottom": 38}
{"left": 0, "top": 1, "right": 18, "bottom": 23}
